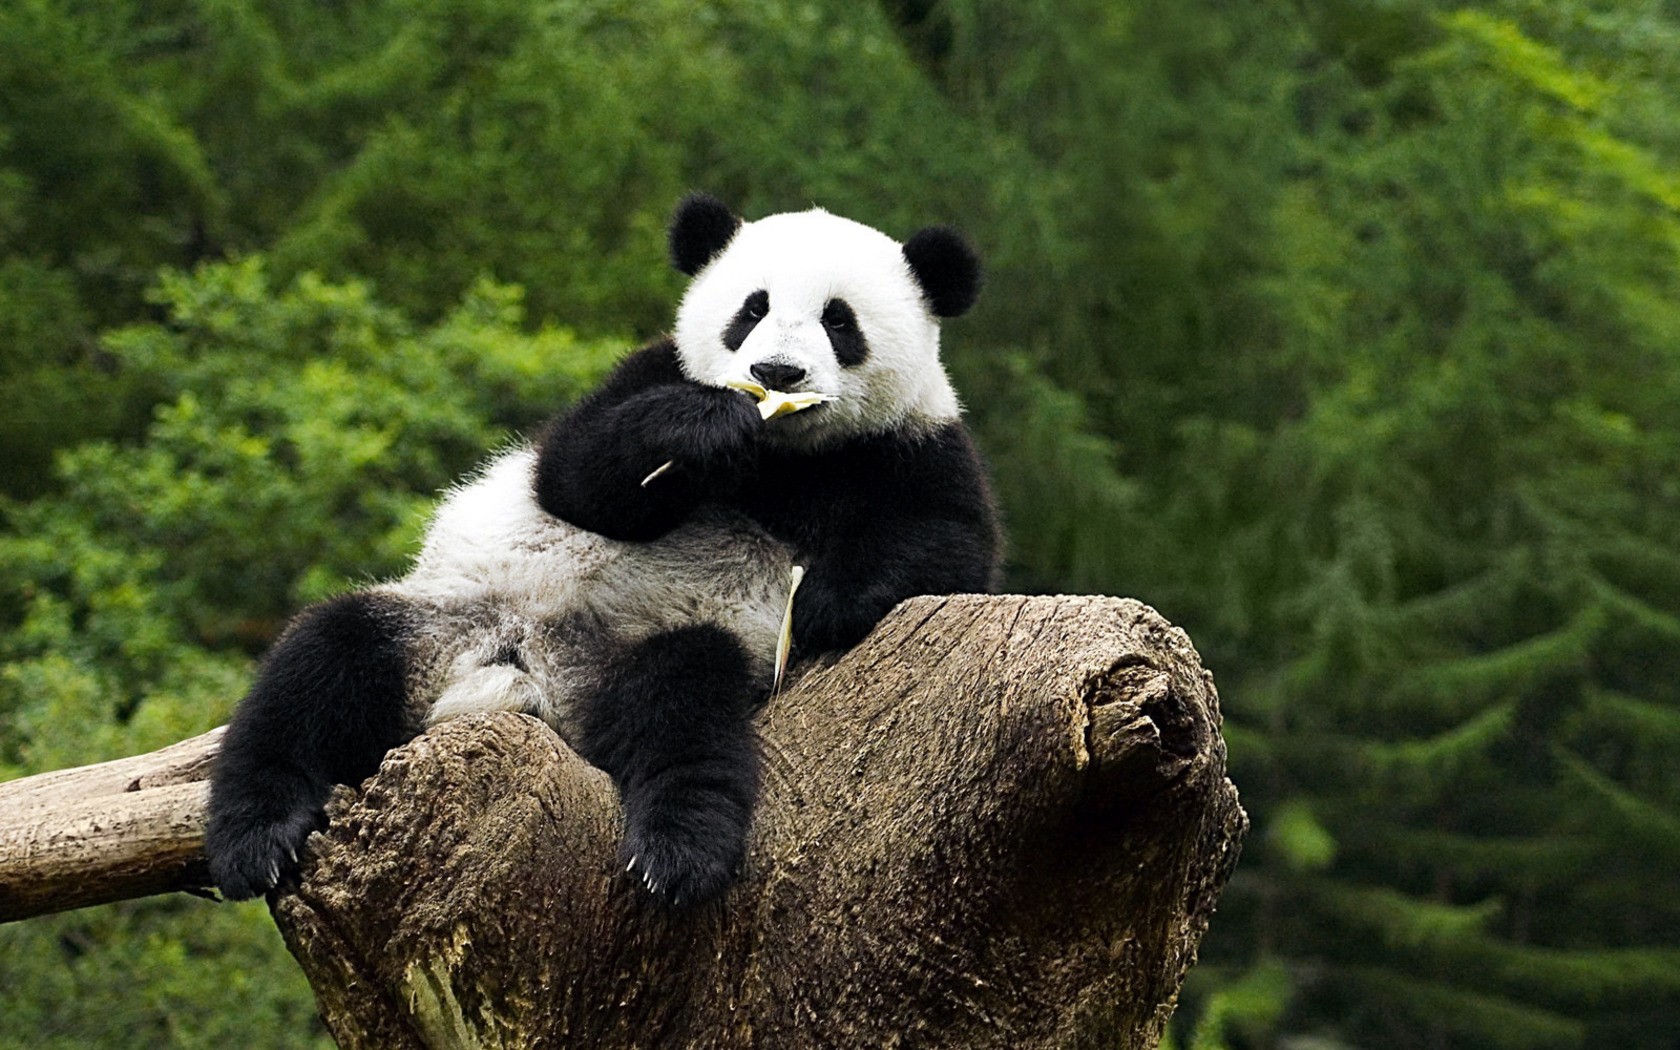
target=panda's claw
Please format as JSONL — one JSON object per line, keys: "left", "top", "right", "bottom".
{"left": 621, "top": 824, "right": 746, "bottom": 908}
{"left": 205, "top": 801, "right": 321, "bottom": 900}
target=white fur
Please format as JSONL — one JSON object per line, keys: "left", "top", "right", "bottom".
{"left": 674, "top": 208, "right": 960, "bottom": 448}
{"left": 379, "top": 207, "right": 956, "bottom": 741}
{"left": 383, "top": 447, "right": 790, "bottom": 738}
{"left": 426, "top": 661, "right": 534, "bottom": 725}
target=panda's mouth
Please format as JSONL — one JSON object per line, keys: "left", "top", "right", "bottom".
{"left": 726, "top": 379, "right": 837, "bottom": 420}
{"left": 768, "top": 398, "right": 831, "bottom": 426}
{"left": 760, "top": 397, "right": 838, "bottom": 443}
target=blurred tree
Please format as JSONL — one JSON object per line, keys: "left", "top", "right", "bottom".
{"left": 0, "top": 0, "right": 702, "bottom": 495}
{"left": 895, "top": 0, "right": 1680, "bottom": 1045}
{"left": 3, "top": 0, "right": 1679, "bottom": 1044}
{"left": 0, "top": 260, "right": 620, "bottom": 1046}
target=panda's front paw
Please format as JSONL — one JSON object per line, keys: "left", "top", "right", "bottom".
{"left": 630, "top": 384, "right": 763, "bottom": 472}
{"left": 204, "top": 807, "right": 321, "bottom": 901}
{"left": 620, "top": 813, "right": 748, "bottom": 908}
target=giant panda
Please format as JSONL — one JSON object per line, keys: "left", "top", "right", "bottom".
{"left": 204, "top": 194, "right": 1000, "bottom": 907}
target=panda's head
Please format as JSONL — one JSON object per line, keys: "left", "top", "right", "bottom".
{"left": 669, "top": 194, "right": 981, "bottom": 448}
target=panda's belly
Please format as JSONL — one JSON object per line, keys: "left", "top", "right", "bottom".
{"left": 384, "top": 447, "right": 792, "bottom": 737}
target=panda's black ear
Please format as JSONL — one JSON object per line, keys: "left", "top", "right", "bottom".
{"left": 903, "top": 226, "right": 982, "bottom": 318}
{"left": 669, "top": 193, "right": 742, "bottom": 276}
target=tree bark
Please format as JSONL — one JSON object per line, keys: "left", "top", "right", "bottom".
{"left": 0, "top": 594, "right": 1245, "bottom": 1048}
{"left": 0, "top": 728, "right": 223, "bottom": 921}
{"left": 273, "top": 595, "right": 1246, "bottom": 1049}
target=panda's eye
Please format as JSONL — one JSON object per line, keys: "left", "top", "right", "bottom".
{"left": 820, "top": 298, "right": 869, "bottom": 367}
{"left": 723, "top": 290, "right": 770, "bottom": 352}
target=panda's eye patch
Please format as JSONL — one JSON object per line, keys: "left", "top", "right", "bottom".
{"left": 723, "top": 289, "right": 770, "bottom": 351}
{"left": 821, "top": 298, "right": 868, "bottom": 367}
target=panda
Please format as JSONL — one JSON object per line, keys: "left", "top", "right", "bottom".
{"left": 204, "top": 194, "right": 1000, "bottom": 907}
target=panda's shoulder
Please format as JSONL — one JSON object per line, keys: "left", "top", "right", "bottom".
{"left": 773, "top": 420, "right": 986, "bottom": 499}
{"left": 861, "top": 420, "right": 986, "bottom": 479}
{"left": 576, "top": 338, "right": 689, "bottom": 405}
{"left": 612, "top": 338, "right": 686, "bottom": 384}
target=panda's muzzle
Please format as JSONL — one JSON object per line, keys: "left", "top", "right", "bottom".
{"left": 749, "top": 360, "right": 808, "bottom": 390}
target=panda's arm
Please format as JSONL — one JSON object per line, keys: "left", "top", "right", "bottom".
{"left": 535, "top": 340, "right": 763, "bottom": 541}
{"left": 789, "top": 424, "right": 1000, "bottom": 652}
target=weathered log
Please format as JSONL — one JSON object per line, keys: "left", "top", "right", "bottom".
{"left": 272, "top": 594, "right": 1246, "bottom": 1048}
{"left": 0, "top": 728, "right": 222, "bottom": 921}
{"left": 0, "top": 594, "right": 1243, "bottom": 1047}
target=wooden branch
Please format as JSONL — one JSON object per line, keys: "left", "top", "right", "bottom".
{"left": 0, "top": 595, "right": 1246, "bottom": 1049}
{"left": 0, "top": 728, "right": 222, "bottom": 921}
{"left": 275, "top": 595, "right": 1246, "bottom": 1048}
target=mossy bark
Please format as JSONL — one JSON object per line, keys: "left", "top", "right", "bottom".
{"left": 271, "top": 595, "right": 1246, "bottom": 1049}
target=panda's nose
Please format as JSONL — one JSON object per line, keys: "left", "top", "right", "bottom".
{"left": 750, "top": 361, "right": 807, "bottom": 390}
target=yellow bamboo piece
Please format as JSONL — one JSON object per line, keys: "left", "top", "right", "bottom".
{"left": 726, "top": 380, "right": 836, "bottom": 420}
{"left": 774, "top": 564, "right": 806, "bottom": 692}
{"left": 641, "top": 383, "right": 836, "bottom": 487}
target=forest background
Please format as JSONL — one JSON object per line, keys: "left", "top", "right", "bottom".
{"left": 2, "top": 0, "right": 1678, "bottom": 1046}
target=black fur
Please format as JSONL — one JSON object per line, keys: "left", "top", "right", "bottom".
{"left": 208, "top": 204, "right": 1000, "bottom": 910}
{"left": 820, "top": 297, "right": 869, "bottom": 367}
{"left": 535, "top": 344, "right": 1000, "bottom": 649}
{"left": 903, "top": 226, "right": 982, "bottom": 318}
{"left": 669, "top": 193, "right": 741, "bottom": 276}
{"left": 744, "top": 424, "right": 999, "bottom": 651}
{"left": 534, "top": 342, "right": 763, "bottom": 541}
{"left": 722, "top": 289, "right": 769, "bottom": 351}
{"left": 205, "top": 592, "right": 417, "bottom": 899}
{"left": 574, "top": 624, "right": 761, "bottom": 907}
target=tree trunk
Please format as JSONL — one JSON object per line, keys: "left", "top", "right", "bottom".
{"left": 0, "top": 594, "right": 1245, "bottom": 1048}
{"left": 0, "top": 728, "right": 223, "bottom": 920}
{"left": 274, "top": 595, "right": 1245, "bottom": 1048}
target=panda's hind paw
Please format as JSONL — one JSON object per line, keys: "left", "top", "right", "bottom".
{"left": 620, "top": 825, "right": 743, "bottom": 909}
{"left": 204, "top": 808, "right": 320, "bottom": 901}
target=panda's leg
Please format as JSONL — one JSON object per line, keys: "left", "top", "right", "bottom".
{"left": 205, "top": 591, "right": 418, "bottom": 900}
{"left": 575, "top": 623, "right": 763, "bottom": 907}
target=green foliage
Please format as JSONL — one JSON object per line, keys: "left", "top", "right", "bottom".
{"left": 910, "top": 0, "right": 1680, "bottom": 1045}
{"left": 1185, "top": 961, "right": 1293, "bottom": 1050}
{"left": 0, "top": 260, "right": 620, "bottom": 1042}
{"left": 3, "top": 0, "right": 1680, "bottom": 1045}
{"left": 0, "top": 900, "right": 330, "bottom": 1050}
{"left": 1268, "top": 802, "right": 1337, "bottom": 873}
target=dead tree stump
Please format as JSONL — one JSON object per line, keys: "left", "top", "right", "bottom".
{"left": 269, "top": 594, "right": 1246, "bottom": 1048}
